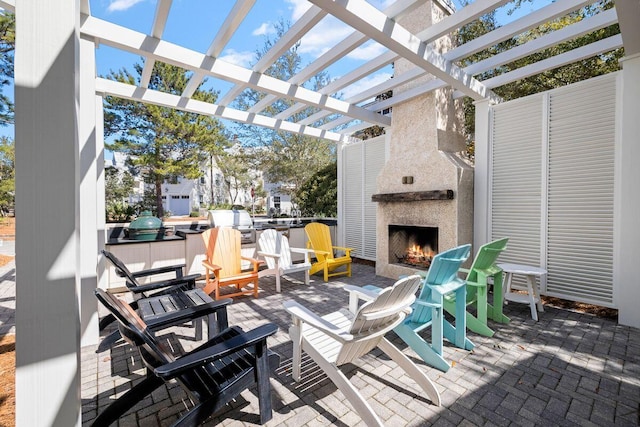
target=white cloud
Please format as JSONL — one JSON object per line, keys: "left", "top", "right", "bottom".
{"left": 253, "top": 22, "right": 275, "bottom": 37}
{"left": 347, "top": 41, "right": 387, "bottom": 60}
{"left": 297, "top": 16, "right": 353, "bottom": 58}
{"left": 340, "top": 72, "right": 392, "bottom": 100}
{"left": 107, "top": 0, "right": 144, "bottom": 12}
{"left": 285, "top": 0, "right": 312, "bottom": 21}
{"left": 219, "top": 49, "right": 255, "bottom": 68}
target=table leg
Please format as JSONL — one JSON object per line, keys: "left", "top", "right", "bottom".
{"left": 525, "top": 275, "right": 540, "bottom": 321}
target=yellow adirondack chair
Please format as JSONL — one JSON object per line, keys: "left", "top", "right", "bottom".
{"left": 201, "top": 227, "right": 263, "bottom": 300}
{"left": 304, "top": 222, "right": 353, "bottom": 282}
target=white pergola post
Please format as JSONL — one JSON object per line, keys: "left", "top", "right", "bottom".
{"left": 617, "top": 53, "right": 640, "bottom": 329}
{"left": 473, "top": 99, "right": 492, "bottom": 251}
{"left": 79, "top": 35, "right": 101, "bottom": 346}
{"left": 14, "top": 0, "right": 82, "bottom": 425}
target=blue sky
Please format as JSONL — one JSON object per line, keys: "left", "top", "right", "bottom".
{"left": 0, "top": 0, "right": 552, "bottom": 142}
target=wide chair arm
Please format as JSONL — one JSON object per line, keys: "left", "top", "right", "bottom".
{"left": 129, "top": 264, "right": 188, "bottom": 279}
{"left": 283, "top": 300, "right": 354, "bottom": 343}
{"left": 257, "top": 250, "right": 281, "bottom": 260}
{"left": 332, "top": 246, "right": 353, "bottom": 256}
{"left": 241, "top": 256, "right": 264, "bottom": 272}
{"left": 126, "top": 273, "right": 200, "bottom": 295}
{"left": 154, "top": 323, "right": 278, "bottom": 379}
{"left": 145, "top": 298, "right": 233, "bottom": 332}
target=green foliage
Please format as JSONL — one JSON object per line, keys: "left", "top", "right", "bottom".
{"left": 457, "top": 0, "right": 622, "bottom": 153}
{"left": 105, "top": 165, "right": 135, "bottom": 203}
{"left": 0, "top": 12, "right": 14, "bottom": 126}
{"left": 297, "top": 162, "right": 337, "bottom": 217}
{"left": 106, "top": 201, "right": 135, "bottom": 222}
{"left": 234, "top": 19, "right": 336, "bottom": 206}
{"left": 0, "top": 136, "right": 14, "bottom": 214}
{"left": 103, "top": 61, "right": 227, "bottom": 217}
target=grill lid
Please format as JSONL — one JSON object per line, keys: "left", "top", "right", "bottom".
{"left": 207, "top": 209, "right": 254, "bottom": 229}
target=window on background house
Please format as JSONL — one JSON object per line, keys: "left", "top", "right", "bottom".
{"left": 172, "top": 195, "right": 179, "bottom": 199}
{"left": 181, "top": 195, "right": 189, "bottom": 199}
{"left": 274, "top": 196, "right": 281, "bottom": 210}
{"left": 200, "top": 177, "right": 205, "bottom": 184}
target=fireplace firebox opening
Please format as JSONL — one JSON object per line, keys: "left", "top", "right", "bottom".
{"left": 388, "top": 225, "right": 438, "bottom": 270}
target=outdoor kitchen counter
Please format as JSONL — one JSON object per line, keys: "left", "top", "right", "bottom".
{"left": 103, "top": 220, "right": 336, "bottom": 289}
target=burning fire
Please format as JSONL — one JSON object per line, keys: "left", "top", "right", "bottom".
{"left": 403, "top": 244, "right": 436, "bottom": 268}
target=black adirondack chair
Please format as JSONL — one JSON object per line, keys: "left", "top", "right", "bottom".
{"left": 99, "top": 249, "right": 201, "bottom": 331}
{"left": 93, "top": 288, "right": 280, "bottom": 426}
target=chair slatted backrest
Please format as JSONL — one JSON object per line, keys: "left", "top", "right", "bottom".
{"left": 466, "top": 238, "right": 509, "bottom": 282}
{"left": 258, "top": 229, "right": 293, "bottom": 270}
{"left": 336, "top": 275, "right": 421, "bottom": 365}
{"left": 411, "top": 244, "right": 471, "bottom": 324}
{"left": 95, "top": 289, "right": 174, "bottom": 369}
{"left": 305, "top": 223, "right": 335, "bottom": 260}
{"left": 102, "top": 249, "right": 140, "bottom": 287}
{"left": 202, "top": 227, "right": 243, "bottom": 278}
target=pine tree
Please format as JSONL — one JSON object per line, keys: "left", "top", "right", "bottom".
{"left": 104, "top": 62, "right": 227, "bottom": 217}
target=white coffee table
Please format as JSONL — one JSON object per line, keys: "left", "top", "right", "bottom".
{"left": 498, "top": 263, "right": 546, "bottom": 321}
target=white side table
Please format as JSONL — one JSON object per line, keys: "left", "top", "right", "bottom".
{"left": 498, "top": 263, "right": 546, "bottom": 321}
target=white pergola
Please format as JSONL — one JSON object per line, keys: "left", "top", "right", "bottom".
{"left": 6, "top": 0, "right": 640, "bottom": 425}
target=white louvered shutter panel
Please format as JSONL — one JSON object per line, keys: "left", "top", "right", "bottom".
{"left": 546, "top": 74, "right": 616, "bottom": 305}
{"left": 362, "top": 137, "right": 386, "bottom": 260}
{"left": 491, "top": 95, "right": 544, "bottom": 278}
{"left": 343, "top": 142, "right": 363, "bottom": 256}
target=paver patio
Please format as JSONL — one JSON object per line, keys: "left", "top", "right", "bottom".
{"left": 73, "top": 263, "right": 640, "bottom": 426}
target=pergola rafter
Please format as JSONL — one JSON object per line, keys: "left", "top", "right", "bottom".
{"left": 80, "top": 15, "right": 392, "bottom": 129}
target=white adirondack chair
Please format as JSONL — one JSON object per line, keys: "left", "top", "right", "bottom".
{"left": 257, "top": 228, "right": 312, "bottom": 292}
{"left": 283, "top": 275, "right": 441, "bottom": 427}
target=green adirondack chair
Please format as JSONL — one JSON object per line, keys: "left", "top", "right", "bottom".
{"left": 443, "top": 237, "right": 510, "bottom": 337}
{"left": 364, "top": 244, "right": 473, "bottom": 372}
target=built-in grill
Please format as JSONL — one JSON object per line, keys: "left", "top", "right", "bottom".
{"left": 207, "top": 209, "right": 256, "bottom": 244}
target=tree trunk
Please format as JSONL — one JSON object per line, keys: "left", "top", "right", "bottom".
{"left": 155, "top": 178, "right": 164, "bottom": 217}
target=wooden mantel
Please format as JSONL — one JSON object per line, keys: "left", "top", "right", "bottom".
{"left": 371, "top": 190, "right": 454, "bottom": 202}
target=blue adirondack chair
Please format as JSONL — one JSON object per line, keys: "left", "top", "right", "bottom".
{"left": 365, "top": 244, "right": 472, "bottom": 372}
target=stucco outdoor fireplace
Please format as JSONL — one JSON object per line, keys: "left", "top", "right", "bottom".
{"left": 373, "top": 0, "right": 473, "bottom": 279}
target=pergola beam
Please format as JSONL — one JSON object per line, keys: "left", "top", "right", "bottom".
{"left": 96, "top": 78, "right": 350, "bottom": 142}
{"left": 309, "top": 0, "right": 496, "bottom": 101}
{"left": 81, "top": 16, "right": 391, "bottom": 126}
{"left": 248, "top": 0, "right": 423, "bottom": 115}
{"left": 140, "top": 0, "right": 173, "bottom": 88}
{"left": 218, "top": 4, "right": 327, "bottom": 106}
{"left": 182, "top": 0, "right": 256, "bottom": 98}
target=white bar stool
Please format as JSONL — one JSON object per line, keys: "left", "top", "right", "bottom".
{"left": 498, "top": 263, "right": 546, "bottom": 321}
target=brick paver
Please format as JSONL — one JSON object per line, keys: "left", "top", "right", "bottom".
{"left": 5, "top": 259, "right": 639, "bottom": 426}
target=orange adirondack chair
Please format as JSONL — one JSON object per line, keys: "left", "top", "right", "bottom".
{"left": 304, "top": 222, "right": 353, "bottom": 282}
{"left": 201, "top": 227, "right": 263, "bottom": 300}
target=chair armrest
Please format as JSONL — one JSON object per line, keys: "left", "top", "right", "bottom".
{"left": 290, "top": 247, "right": 313, "bottom": 262}
{"left": 283, "top": 300, "right": 353, "bottom": 343}
{"left": 202, "top": 260, "right": 222, "bottom": 273}
{"left": 345, "top": 285, "right": 379, "bottom": 313}
{"left": 289, "top": 247, "right": 314, "bottom": 255}
{"left": 414, "top": 299, "right": 441, "bottom": 309}
{"left": 146, "top": 298, "right": 233, "bottom": 331}
{"left": 154, "top": 323, "right": 278, "bottom": 379}
{"left": 241, "top": 256, "right": 264, "bottom": 272}
{"left": 332, "top": 246, "right": 353, "bottom": 256}
{"left": 127, "top": 274, "right": 199, "bottom": 294}
{"left": 130, "top": 264, "right": 187, "bottom": 279}
{"left": 257, "top": 251, "right": 281, "bottom": 260}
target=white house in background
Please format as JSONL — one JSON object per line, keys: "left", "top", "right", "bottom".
{"left": 263, "top": 178, "right": 296, "bottom": 217}
{"left": 109, "top": 152, "right": 261, "bottom": 216}
{"left": 106, "top": 151, "right": 145, "bottom": 205}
